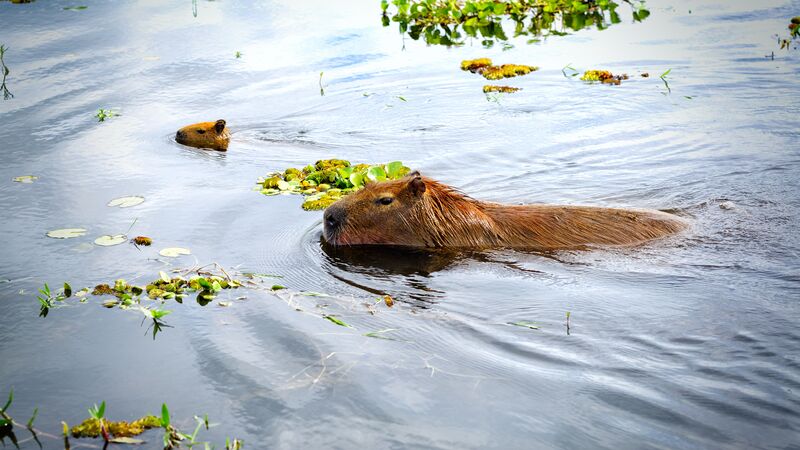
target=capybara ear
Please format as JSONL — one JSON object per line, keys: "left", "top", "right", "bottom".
{"left": 408, "top": 175, "right": 426, "bottom": 197}
{"left": 409, "top": 170, "right": 421, "bottom": 177}
{"left": 214, "top": 119, "right": 226, "bottom": 134}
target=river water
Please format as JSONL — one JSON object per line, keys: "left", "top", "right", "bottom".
{"left": 1, "top": 0, "right": 799, "bottom": 448}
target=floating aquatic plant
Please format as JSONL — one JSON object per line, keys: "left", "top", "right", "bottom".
{"left": 159, "top": 247, "right": 191, "bottom": 257}
{"left": 11, "top": 175, "right": 37, "bottom": 183}
{"left": 95, "top": 108, "right": 119, "bottom": 122}
{"left": 257, "top": 159, "right": 411, "bottom": 210}
{"left": 107, "top": 195, "right": 144, "bottom": 208}
{"left": 483, "top": 85, "right": 521, "bottom": 93}
{"left": 381, "top": 0, "right": 650, "bottom": 47}
{"left": 71, "top": 413, "right": 159, "bottom": 439}
{"left": 46, "top": 227, "right": 87, "bottom": 239}
{"left": 580, "top": 69, "right": 629, "bottom": 85}
{"left": 461, "top": 58, "right": 537, "bottom": 80}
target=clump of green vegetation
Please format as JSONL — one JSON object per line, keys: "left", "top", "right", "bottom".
{"left": 37, "top": 282, "right": 72, "bottom": 317}
{"left": 381, "top": 0, "right": 650, "bottom": 47}
{"left": 257, "top": 159, "right": 411, "bottom": 210}
{"left": 91, "top": 271, "right": 242, "bottom": 306}
{"left": 483, "top": 85, "right": 521, "bottom": 93}
{"left": 71, "top": 414, "right": 160, "bottom": 439}
{"left": 580, "top": 69, "right": 629, "bottom": 85}
{"left": 461, "top": 58, "right": 537, "bottom": 80}
{"left": 95, "top": 108, "right": 119, "bottom": 122}
{"left": 780, "top": 16, "right": 800, "bottom": 49}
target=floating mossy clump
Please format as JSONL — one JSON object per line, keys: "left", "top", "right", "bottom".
{"left": 580, "top": 70, "right": 629, "bottom": 85}
{"left": 257, "top": 159, "right": 411, "bottom": 211}
{"left": 461, "top": 58, "right": 538, "bottom": 80}
{"left": 71, "top": 415, "right": 159, "bottom": 439}
{"left": 483, "top": 85, "right": 521, "bottom": 93}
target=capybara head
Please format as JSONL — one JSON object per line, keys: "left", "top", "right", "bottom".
{"left": 323, "top": 172, "right": 490, "bottom": 247}
{"left": 175, "top": 119, "right": 230, "bottom": 151}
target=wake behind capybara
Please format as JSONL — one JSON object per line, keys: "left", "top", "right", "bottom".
{"left": 175, "top": 119, "right": 230, "bottom": 151}
{"left": 323, "top": 173, "right": 688, "bottom": 250}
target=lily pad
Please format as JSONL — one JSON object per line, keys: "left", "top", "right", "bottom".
{"left": 159, "top": 247, "right": 191, "bottom": 258}
{"left": 46, "top": 228, "right": 87, "bottom": 239}
{"left": 94, "top": 234, "right": 127, "bottom": 246}
{"left": 12, "top": 175, "right": 38, "bottom": 183}
{"left": 107, "top": 196, "right": 145, "bottom": 208}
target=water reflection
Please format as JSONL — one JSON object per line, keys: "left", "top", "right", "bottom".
{"left": 381, "top": 0, "right": 650, "bottom": 47}
{"left": 0, "top": 45, "right": 12, "bottom": 100}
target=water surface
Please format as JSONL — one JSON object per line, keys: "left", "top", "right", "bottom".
{"left": 1, "top": 0, "right": 799, "bottom": 448}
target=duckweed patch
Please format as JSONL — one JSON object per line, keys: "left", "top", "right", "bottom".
{"left": 483, "top": 85, "right": 521, "bottom": 93}
{"left": 257, "top": 159, "right": 411, "bottom": 210}
{"left": 461, "top": 58, "right": 537, "bottom": 80}
{"left": 580, "top": 69, "right": 629, "bottom": 85}
{"left": 381, "top": 0, "right": 650, "bottom": 47}
{"left": 71, "top": 415, "right": 159, "bottom": 438}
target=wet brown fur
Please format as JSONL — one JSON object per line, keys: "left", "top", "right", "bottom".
{"left": 175, "top": 119, "right": 230, "bottom": 151}
{"left": 323, "top": 175, "right": 688, "bottom": 250}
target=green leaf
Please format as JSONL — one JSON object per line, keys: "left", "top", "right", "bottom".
{"left": 1, "top": 388, "right": 12, "bottom": 413}
{"left": 27, "top": 407, "right": 38, "bottom": 428}
{"left": 197, "top": 278, "right": 213, "bottom": 290}
{"left": 367, "top": 166, "right": 387, "bottom": 182}
{"left": 349, "top": 171, "right": 365, "bottom": 188}
{"left": 110, "top": 437, "right": 145, "bottom": 444}
{"left": 509, "top": 321, "right": 540, "bottom": 329}
{"left": 364, "top": 328, "right": 398, "bottom": 340}
{"left": 63, "top": 282, "right": 72, "bottom": 298}
{"left": 161, "top": 403, "right": 170, "bottom": 428}
{"left": 271, "top": 285, "right": 286, "bottom": 291}
{"left": 324, "top": 315, "right": 352, "bottom": 328}
{"left": 211, "top": 281, "right": 222, "bottom": 292}
{"left": 660, "top": 68, "right": 671, "bottom": 79}
{"left": 384, "top": 161, "right": 406, "bottom": 178}
{"left": 277, "top": 180, "right": 291, "bottom": 191}
{"left": 106, "top": 196, "right": 144, "bottom": 208}
{"left": 12, "top": 175, "right": 38, "bottom": 183}
{"left": 46, "top": 228, "right": 87, "bottom": 239}
{"left": 159, "top": 271, "right": 171, "bottom": 283}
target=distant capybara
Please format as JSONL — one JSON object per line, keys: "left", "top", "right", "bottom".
{"left": 175, "top": 119, "right": 230, "bottom": 151}
{"left": 323, "top": 173, "right": 688, "bottom": 250}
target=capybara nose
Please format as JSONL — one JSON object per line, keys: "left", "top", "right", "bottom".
{"left": 324, "top": 205, "right": 346, "bottom": 231}
{"left": 175, "top": 130, "right": 186, "bottom": 141}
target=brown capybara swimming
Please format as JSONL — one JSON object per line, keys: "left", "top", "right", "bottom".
{"left": 175, "top": 119, "right": 230, "bottom": 151}
{"left": 323, "top": 173, "right": 688, "bottom": 250}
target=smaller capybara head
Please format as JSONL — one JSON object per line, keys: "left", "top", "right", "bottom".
{"left": 175, "top": 119, "right": 230, "bottom": 151}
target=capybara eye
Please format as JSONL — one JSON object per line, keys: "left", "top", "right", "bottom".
{"left": 196, "top": 129, "right": 206, "bottom": 134}
{"left": 378, "top": 197, "right": 394, "bottom": 206}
